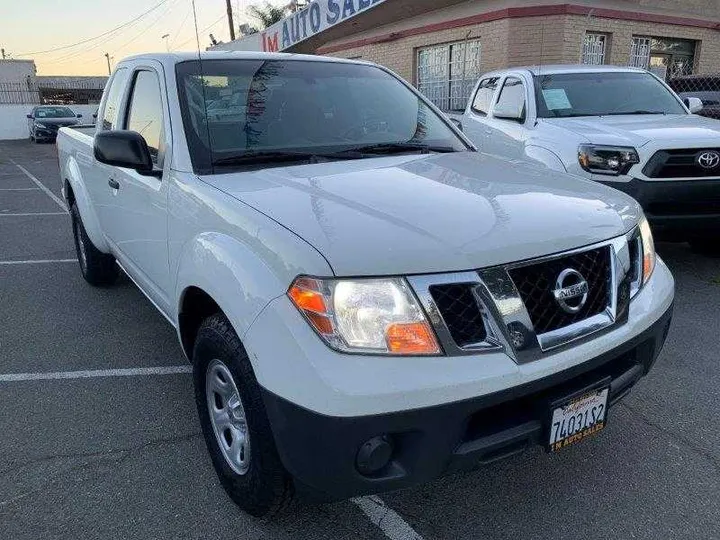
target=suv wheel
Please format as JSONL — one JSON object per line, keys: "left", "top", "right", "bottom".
{"left": 193, "top": 313, "right": 293, "bottom": 517}
{"left": 70, "top": 203, "right": 118, "bottom": 285}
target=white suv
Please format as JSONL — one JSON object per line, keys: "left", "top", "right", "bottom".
{"left": 458, "top": 65, "right": 720, "bottom": 255}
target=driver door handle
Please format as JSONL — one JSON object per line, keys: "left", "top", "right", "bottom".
{"left": 108, "top": 178, "right": 120, "bottom": 190}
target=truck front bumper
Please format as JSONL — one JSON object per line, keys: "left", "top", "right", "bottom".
{"left": 261, "top": 303, "right": 672, "bottom": 500}
{"left": 599, "top": 177, "right": 720, "bottom": 240}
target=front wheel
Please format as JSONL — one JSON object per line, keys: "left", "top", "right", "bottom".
{"left": 690, "top": 239, "right": 720, "bottom": 258}
{"left": 70, "top": 203, "right": 118, "bottom": 286}
{"left": 193, "top": 313, "right": 293, "bottom": 517}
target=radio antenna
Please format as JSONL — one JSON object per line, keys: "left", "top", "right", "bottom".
{"left": 191, "top": 0, "right": 213, "bottom": 173}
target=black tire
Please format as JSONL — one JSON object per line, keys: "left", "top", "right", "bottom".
{"left": 70, "top": 202, "right": 118, "bottom": 286}
{"left": 690, "top": 239, "right": 720, "bottom": 258}
{"left": 193, "top": 313, "right": 293, "bottom": 517}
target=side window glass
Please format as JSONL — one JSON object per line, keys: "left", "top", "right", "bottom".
{"left": 125, "top": 70, "right": 165, "bottom": 165}
{"left": 471, "top": 77, "right": 499, "bottom": 116}
{"left": 101, "top": 68, "right": 130, "bottom": 131}
{"left": 494, "top": 77, "right": 526, "bottom": 121}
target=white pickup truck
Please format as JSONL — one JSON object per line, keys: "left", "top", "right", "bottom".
{"left": 57, "top": 52, "right": 674, "bottom": 517}
{"left": 456, "top": 65, "right": 720, "bottom": 255}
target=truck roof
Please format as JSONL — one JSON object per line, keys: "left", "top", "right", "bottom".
{"left": 484, "top": 64, "right": 648, "bottom": 77}
{"left": 119, "top": 50, "right": 368, "bottom": 66}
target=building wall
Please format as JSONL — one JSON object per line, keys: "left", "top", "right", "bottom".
{"left": 319, "top": 1, "right": 720, "bottom": 86}
{"left": 0, "top": 60, "right": 36, "bottom": 83}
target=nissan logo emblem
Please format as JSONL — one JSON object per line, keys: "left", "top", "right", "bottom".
{"left": 553, "top": 268, "right": 589, "bottom": 314}
{"left": 696, "top": 150, "right": 720, "bottom": 170}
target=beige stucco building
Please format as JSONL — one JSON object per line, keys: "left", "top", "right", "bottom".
{"left": 216, "top": 0, "right": 720, "bottom": 110}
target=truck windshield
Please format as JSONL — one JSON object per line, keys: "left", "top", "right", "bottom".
{"left": 176, "top": 59, "right": 468, "bottom": 173}
{"left": 534, "top": 72, "right": 687, "bottom": 118}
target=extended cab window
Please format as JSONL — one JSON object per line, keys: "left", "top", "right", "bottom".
{"left": 125, "top": 70, "right": 164, "bottom": 164}
{"left": 101, "top": 67, "right": 129, "bottom": 131}
{"left": 471, "top": 77, "right": 499, "bottom": 116}
{"left": 493, "top": 77, "right": 526, "bottom": 121}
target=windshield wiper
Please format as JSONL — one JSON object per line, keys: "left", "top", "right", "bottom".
{"left": 212, "top": 150, "right": 363, "bottom": 166}
{"left": 604, "top": 110, "right": 667, "bottom": 116}
{"left": 350, "top": 142, "right": 458, "bottom": 155}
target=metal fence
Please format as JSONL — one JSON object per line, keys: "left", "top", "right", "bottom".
{"left": 667, "top": 74, "right": 720, "bottom": 120}
{"left": 0, "top": 81, "right": 105, "bottom": 105}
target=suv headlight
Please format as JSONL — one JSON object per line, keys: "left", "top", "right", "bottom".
{"left": 639, "top": 216, "right": 656, "bottom": 284}
{"left": 288, "top": 276, "right": 441, "bottom": 355}
{"left": 34, "top": 122, "right": 48, "bottom": 129}
{"left": 578, "top": 144, "right": 639, "bottom": 176}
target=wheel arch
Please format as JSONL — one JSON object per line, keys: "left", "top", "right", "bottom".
{"left": 64, "top": 156, "right": 110, "bottom": 252}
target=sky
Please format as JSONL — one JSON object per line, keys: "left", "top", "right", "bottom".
{"left": 0, "top": 0, "right": 286, "bottom": 76}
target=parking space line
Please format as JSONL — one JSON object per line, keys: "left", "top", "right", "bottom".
{"left": 352, "top": 496, "right": 425, "bottom": 540}
{"left": 0, "top": 212, "right": 68, "bottom": 217}
{"left": 0, "top": 366, "right": 192, "bottom": 382}
{"left": 0, "top": 187, "right": 41, "bottom": 191}
{"left": 0, "top": 259, "right": 76, "bottom": 265}
{"left": 9, "top": 159, "right": 68, "bottom": 213}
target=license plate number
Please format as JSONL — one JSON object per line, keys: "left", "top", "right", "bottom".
{"left": 548, "top": 388, "right": 609, "bottom": 452}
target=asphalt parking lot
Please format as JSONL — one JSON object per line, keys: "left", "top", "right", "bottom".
{"left": 0, "top": 139, "right": 719, "bottom": 540}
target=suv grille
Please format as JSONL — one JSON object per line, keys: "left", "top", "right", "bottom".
{"left": 509, "top": 247, "right": 610, "bottom": 335}
{"left": 643, "top": 148, "right": 720, "bottom": 178}
{"left": 429, "top": 283, "right": 487, "bottom": 347}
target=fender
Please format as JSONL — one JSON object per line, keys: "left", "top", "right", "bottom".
{"left": 63, "top": 155, "right": 111, "bottom": 252}
{"left": 174, "top": 232, "right": 332, "bottom": 345}
{"left": 524, "top": 145, "right": 568, "bottom": 173}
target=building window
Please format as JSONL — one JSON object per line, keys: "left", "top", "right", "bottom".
{"left": 581, "top": 33, "right": 607, "bottom": 65}
{"left": 629, "top": 37, "right": 651, "bottom": 69}
{"left": 417, "top": 39, "right": 481, "bottom": 111}
{"left": 629, "top": 36, "right": 696, "bottom": 80}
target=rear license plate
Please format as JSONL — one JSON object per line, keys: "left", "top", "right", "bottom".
{"left": 548, "top": 387, "right": 609, "bottom": 452}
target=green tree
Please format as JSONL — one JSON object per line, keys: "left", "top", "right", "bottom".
{"left": 247, "top": 2, "right": 288, "bottom": 29}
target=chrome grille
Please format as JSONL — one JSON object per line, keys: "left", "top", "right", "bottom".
{"left": 508, "top": 247, "right": 611, "bottom": 335}
{"left": 429, "top": 283, "right": 487, "bottom": 347}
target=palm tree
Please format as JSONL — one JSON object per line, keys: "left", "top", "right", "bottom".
{"left": 247, "top": 2, "right": 288, "bottom": 29}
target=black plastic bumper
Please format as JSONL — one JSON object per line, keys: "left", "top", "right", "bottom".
{"left": 599, "top": 177, "right": 720, "bottom": 239}
{"left": 261, "top": 304, "right": 673, "bottom": 501}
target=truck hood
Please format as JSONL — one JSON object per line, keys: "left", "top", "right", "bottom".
{"left": 542, "top": 114, "right": 720, "bottom": 148}
{"left": 204, "top": 152, "right": 641, "bottom": 276}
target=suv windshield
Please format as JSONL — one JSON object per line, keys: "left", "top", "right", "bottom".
{"left": 35, "top": 106, "right": 75, "bottom": 118}
{"left": 534, "top": 71, "right": 686, "bottom": 118}
{"left": 176, "top": 59, "right": 468, "bottom": 173}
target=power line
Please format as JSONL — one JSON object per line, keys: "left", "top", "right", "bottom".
{"left": 169, "top": 5, "right": 193, "bottom": 50}
{"left": 173, "top": 14, "right": 227, "bottom": 49}
{"left": 15, "top": 0, "right": 169, "bottom": 56}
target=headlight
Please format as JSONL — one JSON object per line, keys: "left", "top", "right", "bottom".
{"left": 578, "top": 144, "right": 639, "bottom": 176}
{"left": 639, "top": 216, "right": 655, "bottom": 284}
{"left": 34, "top": 122, "right": 48, "bottom": 129}
{"left": 288, "top": 276, "right": 441, "bottom": 355}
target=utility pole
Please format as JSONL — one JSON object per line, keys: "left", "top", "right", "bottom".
{"left": 225, "top": 0, "right": 236, "bottom": 41}
{"left": 104, "top": 53, "right": 111, "bottom": 75}
{"left": 1, "top": 49, "right": 5, "bottom": 60}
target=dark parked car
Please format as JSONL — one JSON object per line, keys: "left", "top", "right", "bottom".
{"left": 669, "top": 75, "right": 720, "bottom": 120}
{"left": 27, "top": 105, "right": 83, "bottom": 143}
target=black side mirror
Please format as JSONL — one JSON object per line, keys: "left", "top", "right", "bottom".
{"left": 94, "top": 130, "right": 154, "bottom": 173}
{"left": 77, "top": 114, "right": 83, "bottom": 118}
{"left": 449, "top": 118, "right": 463, "bottom": 131}
{"left": 26, "top": 114, "right": 33, "bottom": 119}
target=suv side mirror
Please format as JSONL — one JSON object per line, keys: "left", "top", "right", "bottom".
{"left": 77, "top": 113, "right": 83, "bottom": 118}
{"left": 683, "top": 96, "right": 703, "bottom": 113}
{"left": 94, "top": 130, "right": 154, "bottom": 173}
{"left": 26, "top": 114, "right": 33, "bottom": 119}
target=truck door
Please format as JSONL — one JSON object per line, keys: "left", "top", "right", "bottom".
{"left": 463, "top": 76, "right": 500, "bottom": 151}
{"left": 482, "top": 75, "right": 530, "bottom": 160}
{"left": 100, "top": 62, "right": 171, "bottom": 313}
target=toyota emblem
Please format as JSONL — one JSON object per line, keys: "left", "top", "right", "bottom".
{"left": 553, "top": 268, "right": 589, "bottom": 314}
{"left": 696, "top": 150, "right": 720, "bottom": 170}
